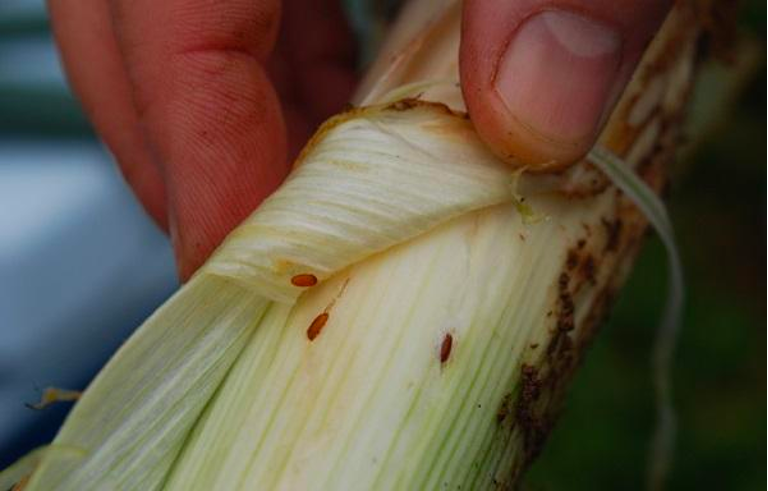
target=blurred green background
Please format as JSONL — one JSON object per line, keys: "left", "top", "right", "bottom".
{"left": 0, "top": 1, "right": 764, "bottom": 489}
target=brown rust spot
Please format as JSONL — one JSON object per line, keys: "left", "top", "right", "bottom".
{"left": 602, "top": 217, "right": 624, "bottom": 253}
{"left": 581, "top": 255, "right": 597, "bottom": 284}
{"left": 515, "top": 364, "right": 546, "bottom": 455}
{"left": 497, "top": 393, "right": 513, "bottom": 423}
{"left": 557, "top": 305, "right": 574, "bottom": 330}
{"left": 291, "top": 273, "right": 318, "bottom": 287}
{"left": 565, "top": 250, "right": 579, "bottom": 270}
{"left": 557, "top": 294, "right": 575, "bottom": 333}
{"left": 440, "top": 333, "right": 453, "bottom": 364}
{"left": 564, "top": 241, "right": 600, "bottom": 290}
{"left": 307, "top": 312, "right": 329, "bottom": 341}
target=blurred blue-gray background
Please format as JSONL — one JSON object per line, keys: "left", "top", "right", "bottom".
{"left": 0, "top": 0, "right": 178, "bottom": 470}
{"left": 0, "top": 1, "right": 764, "bottom": 489}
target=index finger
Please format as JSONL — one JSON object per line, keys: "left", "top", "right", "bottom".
{"left": 108, "top": 0, "right": 290, "bottom": 279}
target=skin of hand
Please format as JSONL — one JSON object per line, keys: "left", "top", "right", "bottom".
{"left": 48, "top": 0, "right": 671, "bottom": 281}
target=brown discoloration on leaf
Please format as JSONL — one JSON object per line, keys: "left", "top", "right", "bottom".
{"left": 507, "top": 135, "right": 668, "bottom": 470}
{"left": 555, "top": 273, "right": 575, "bottom": 334}
{"left": 465, "top": 2, "right": 702, "bottom": 485}
{"left": 566, "top": 238, "right": 600, "bottom": 290}
{"left": 496, "top": 393, "right": 513, "bottom": 424}
{"left": 601, "top": 217, "right": 623, "bottom": 253}
{"left": 581, "top": 255, "right": 597, "bottom": 285}
{"left": 565, "top": 250, "right": 579, "bottom": 271}
{"left": 507, "top": 126, "right": 670, "bottom": 466}
{"left": 292, "top": 99, "right": 469, "bottom": 171}
{"left": 514, "top": 364, "right": 547, "bottom": 458}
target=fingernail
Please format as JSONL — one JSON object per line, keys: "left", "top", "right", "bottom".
{"left": 494, "top": 10, "right": 622, "bottom": 144}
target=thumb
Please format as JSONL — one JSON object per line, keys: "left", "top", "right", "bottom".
{"left": 460, "top": 0, "right": 671, "bottom": 169}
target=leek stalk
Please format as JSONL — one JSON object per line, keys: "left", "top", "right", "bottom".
{"left": 16, "top": 1, "right": 705, "bottom": 489}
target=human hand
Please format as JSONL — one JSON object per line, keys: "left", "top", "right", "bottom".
{"left": 50, "top": 0, "right": 670, "bottom": 280}
{"left": 49, "top": 0, "right": 356, "bottom": 279}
